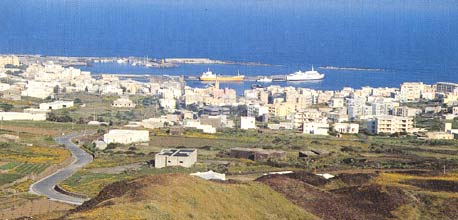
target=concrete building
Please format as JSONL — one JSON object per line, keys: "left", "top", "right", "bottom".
{"left": 267, "top": 122, "right": 294, "bottom": 130}
{"left": 39, "top": 100, "right": 74, "bottom": 110}
{"left": 393, "top": 106, "right": 420, "bottom": 117}
{"left": 424, "top": 132, "right": 454, "bottom": 140}
{"left": 183, "top": 119, "right": 217, "bottom": 134}
{"left": 303, "top": 122, "right": 329, "bottom": 135}
{"left": 367, "top": 116, "right": 415, "bottom": 134}
{"left": 230, "top": 148, "right": 286, "bottom": 161}
{"left": 436, "top": 82, "right": 458, "bottom": 94}
{"left": 333, "top": 123, "right": 359, "bottom": 134}
{"left": 330, "top": 97, "right": 345, "bottom": 108}
{"left": 103, "top": 129, "right": 150, "bottom": 144}
{"left": 112, "top": 97, "right": 136, "bottom": 108}
{"left": 240, "top": 116, "right": 256, "bottom": 129}
{"left": 0, "top": 55, "right": 20, "bottom": 67}
{"left": 400, "top": 82, "right": 424, "bottom": 102}
{"left": 155, "top": 149, "right": 197, "bottom": 168}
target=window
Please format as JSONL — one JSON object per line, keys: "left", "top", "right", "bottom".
{"left": 179, "top": 161, "right": 183, "bottom": 163}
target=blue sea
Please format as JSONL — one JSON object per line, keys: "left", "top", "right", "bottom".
{"left": 1, "top": 0, "right": 458, "bottom": 92}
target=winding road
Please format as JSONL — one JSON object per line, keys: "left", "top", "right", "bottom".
{"left": 30, "top": 132, "right": 93, "bottom": 205}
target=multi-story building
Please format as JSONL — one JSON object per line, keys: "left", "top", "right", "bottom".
{"left": 436, "top": 82, "right": 458, "bottom": 94}
{"left": 400, "top": 82, "right": 424, "bottom": 102}
{"left": 367, "top": 116, "right": 415, "bottom": 134}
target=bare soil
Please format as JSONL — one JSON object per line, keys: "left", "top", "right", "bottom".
{"left": 403, "top": 179, "right": 458, "bottom": 192}
{"left": 257, "top": 172, "right": 410, "bottom": 220}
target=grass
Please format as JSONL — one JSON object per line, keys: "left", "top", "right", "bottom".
{"left": 0, "top": 120, "right": 94, "bottom": 136}
{"left": 0, "top": 173, "right": 24, "bottom": 185}
{"left": 64, "top": 174, "right": 318, "bottom": 220}
{"left": 14, "top": 163, "right": 48, "bottom": 175}
{"left": 0, "top": 162, "right": 20, "bottom": 170}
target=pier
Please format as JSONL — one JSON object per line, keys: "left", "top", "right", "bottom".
{"left": 94, "top": 73, "right": 288, "bottom": 82}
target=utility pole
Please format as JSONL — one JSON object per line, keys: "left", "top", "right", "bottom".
{"left": 443, "top": 165, "right": 446, "bottom": 175}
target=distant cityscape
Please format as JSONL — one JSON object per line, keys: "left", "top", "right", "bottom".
{"left": 1, "top": 54, "right": 457, "bottom": 140}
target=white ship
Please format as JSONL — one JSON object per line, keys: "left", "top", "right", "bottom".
{"left": 257, "top": 76, "right": 272, "bottom": 83}
{"left": 286, "top": 66, "right": 325, "bottom": 81}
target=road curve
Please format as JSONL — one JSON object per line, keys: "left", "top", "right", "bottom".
{"left": 30, "top": 132, "right": 94, "bottom": 205}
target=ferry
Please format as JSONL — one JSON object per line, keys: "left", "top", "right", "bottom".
{"left": 286, "top": 66, "right": 325, "bottom": 81}
{"left": 257, "top": 76, "right": 273, "bottom": 83}
{"left": 199, "top": 69, "right": 245, "bottom": 81}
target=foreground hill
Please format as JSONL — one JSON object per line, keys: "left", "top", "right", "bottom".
{"left": 57, "top": 174, "right": 317, "bottom": 220}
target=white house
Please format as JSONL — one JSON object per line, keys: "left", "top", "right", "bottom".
{"left": 303, "top": 122, "right": 329, "bottom": 135}
{"left": 333, "top": 123, "right": 359, "bottom": 134}
{"left": 155, "top": 149, "right": 197, "bottom": 168}
{"left": 103, "top": 129, "right": 150, "bottom": 144}
{"left": 112, "top": 97, "right": 136, "bottom": 108}
{"left": 39, "top": 100, "right": 74, "bottom": 110}
{"left": 240, "top": 116, "right": 256, "bottom": 129}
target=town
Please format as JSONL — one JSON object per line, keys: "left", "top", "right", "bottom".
{"left": 2, "top": 54, "right": 458, "bottom": 219}
{"left": 1, "top": 55, "right": 457, "bottom": 139}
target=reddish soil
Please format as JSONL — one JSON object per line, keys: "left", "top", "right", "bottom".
{"left": 257, "top": 173, "right": 409, "bottom": 220}
{"left": 284, "top": 171, "right": 329, "bottom": 186}
{"left": 403, "top": 179, "right": 458, "bottom": 192}
{"left": 334, "top": 173, "right": 376, "bottom": 186}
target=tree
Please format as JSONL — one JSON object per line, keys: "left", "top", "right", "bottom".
{"left": 74, "top": 98, "right": 82, "bottom": 104}
{"left": 0, "top": 103, "right": 13, "bottom": 112}
{"left": 53, "top": 85, "right": 60, "bottom": 94}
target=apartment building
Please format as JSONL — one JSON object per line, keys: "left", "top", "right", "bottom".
{"left": 367, "top": 116, "right": 415, "bottom": 134}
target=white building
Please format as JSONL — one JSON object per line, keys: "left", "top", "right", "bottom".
{"left": 240, "top": 116, "right": 256, "bottom": 129}
{"left": 103, "top": 129, "right": 150, "bottom": 144}
{"left": 183, "top": 119, "right": 217, "bottom": 134}
{"left": 400, "top": 82, "right": 424, "bottom": 102}
{"left": 155, "top": 149, "right": 197, "bottom": 168}
{"left": 333, "top": 123, "right": 359, "bottom": 134}
{"left": 112, "top": 97, "right": 136, "bottom": 108}
{"left": 303, "top": 122, "right": 329, "bottom": 135}
{"left": 330, "top": 97, "right": 344, "bottom": 108}
{"left": 367, "top": 116, "right": 415, "bottom": 134}
{"left": 39, "top": 100, "right": 74, "bottom": 110}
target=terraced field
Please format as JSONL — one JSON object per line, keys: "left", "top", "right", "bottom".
{"left": 0, "top": 162, "right": 49, "bottom": 185}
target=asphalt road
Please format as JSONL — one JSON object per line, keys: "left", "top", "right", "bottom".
{"left": 30, "top": 132, "right": 93, "bottom": 205}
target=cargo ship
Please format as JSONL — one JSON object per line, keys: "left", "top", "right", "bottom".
{"left": 199, "top": 69, "right": 245, "bottom": 81}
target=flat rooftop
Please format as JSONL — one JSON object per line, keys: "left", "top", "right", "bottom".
{"left": 157, "top": 149, "right": 196, "bottom": 157}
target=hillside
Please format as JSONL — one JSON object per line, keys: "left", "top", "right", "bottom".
{"left": 55, "top": 174, "right": 318, "bottom": 220}
{"left": 256, "top": 171, "right": 458, "bottom": 220}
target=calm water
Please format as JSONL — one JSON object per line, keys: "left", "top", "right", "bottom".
{"left": 1, "top": 0, "right": 458, "bottom": 91}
